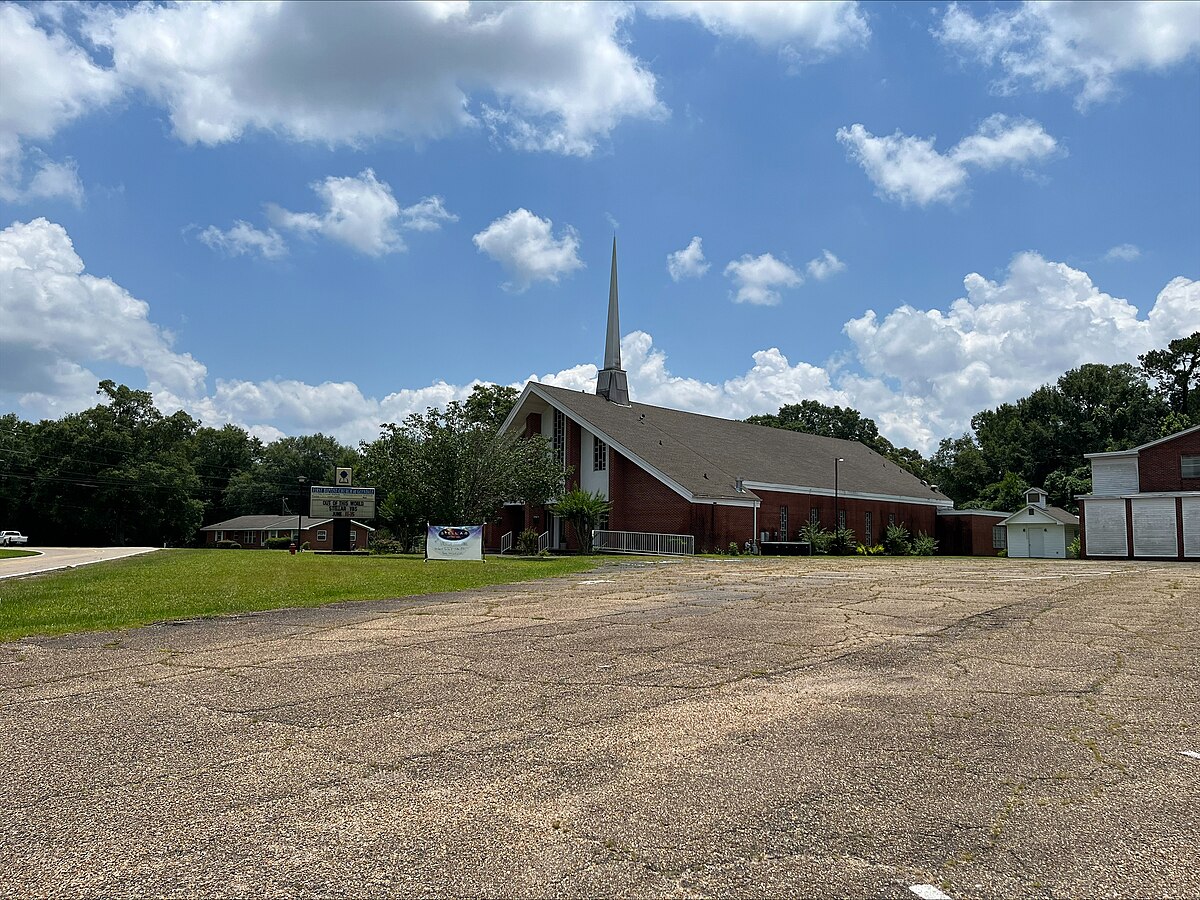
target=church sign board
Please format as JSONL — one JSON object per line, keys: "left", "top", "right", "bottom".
{"left": 309, "top": 485, "right": 376, "bottom": 519}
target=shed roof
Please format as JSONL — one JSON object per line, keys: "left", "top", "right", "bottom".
{"left": 201, "top": 516, "right": 374, "bottom": 531}
{"left": 1000, "top": 505, "right": 1079, "bottom": 526}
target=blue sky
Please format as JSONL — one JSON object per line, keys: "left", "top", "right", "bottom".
{"left": 1, "top": 1, "right": 1197, "bottom": 453}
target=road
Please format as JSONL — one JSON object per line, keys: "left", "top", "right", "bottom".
{"left": 0, "top": 546, "right": 157, "bottom": 580}
{"left": 1, "top": 556, "right": 1197, "bottom": 897}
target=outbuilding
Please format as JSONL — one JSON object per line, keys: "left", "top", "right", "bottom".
{"left": 999, "top": 488, "right": 1079, "bottom": 559}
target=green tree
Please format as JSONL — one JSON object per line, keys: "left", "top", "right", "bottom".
{"left": 967, "top": 471, "right": 1031, "bottom": 512}
{"left": 463, "top": 383, "right": 521, "bottom": 431}
{"left": 361, "top": 400, "right": 563, "bottom": 527}
{"left": 186, "top": 424, "right": 262, "bottom": 526}
{"left": 223, "top": 434, "right": 358, "bottom": 515}
{"left": 1139, "top": 331, "right": 1200, "bottom": 421}
{"left": 551, "top": 488, "right": 611, "bottom": 554}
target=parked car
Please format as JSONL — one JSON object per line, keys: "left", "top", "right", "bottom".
{"left": 0, "top": 531, "right": 29, "bottom": 546}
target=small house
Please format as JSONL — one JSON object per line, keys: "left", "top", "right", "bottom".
{"left": 999, "top": 488, "right": 1079, "bottom": 559}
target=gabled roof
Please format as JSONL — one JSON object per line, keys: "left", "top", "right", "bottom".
{"left": 1000, "top": 505, "right": 1079, "bottom": 526}
{"left": 201, "top": 515, "right": 374, "bottom": 531}
{"left": 505, "top": 382, "right": 950, "bottom": 507}
{"left": 1085, "top": 423, "right": 1200, "bottom": 459}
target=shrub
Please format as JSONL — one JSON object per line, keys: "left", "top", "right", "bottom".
{"left": 371, "top": 535, "right": 403, "bottom": 555}
{"left": 912, "top": 532, "right": 938, "bottom": 556}
{"left": 855, "top": 543, "right": 885, "bottom": 556}
{"left": 797, "top": 521, "right": 832, "bottom": 555}
{"left": 883, "top": 523, "right": 911, "bottom": 556}
{"left": 831, "top": 526, "right": 857, "bottom": 555}
{"left": 265, "top": 536, "right": 293, "bottom": 550}
{"left": 727, "top": 542, "right": 740, "bottom": 556}
{"left": 215, "top": 540, "right": 241, "bottom": 550}
{"left": 517, "top": 529, "right": 541, "bottom": 555}
{"left": 300, "top": 541, "right": 310, "bottom": 551}
{"left": 996, "top": 548, "right": 1007, "bottom": 558}
{"left": 1067, "top": 537, "right": 1081, "bottom": 559}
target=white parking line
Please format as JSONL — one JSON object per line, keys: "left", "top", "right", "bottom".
{"left": 910, "top": 885, "right": 952, "bottom": 900}
{"left": 1179, "top": 750, "right": 1200, "bottom": 761}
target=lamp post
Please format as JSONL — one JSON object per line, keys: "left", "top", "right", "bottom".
{"left": 834, "top": 457, "right": 845, "bottom": 542}
{"left": 297, "top": 475, "right": 307, "bottom": 549}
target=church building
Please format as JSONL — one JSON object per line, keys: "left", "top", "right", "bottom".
{"left": 492, "top": 241, "right": 952, "bottom": 553}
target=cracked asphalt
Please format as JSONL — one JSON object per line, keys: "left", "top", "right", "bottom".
{"left": 1, "top": 556, "right": 1197, "bottom": 898}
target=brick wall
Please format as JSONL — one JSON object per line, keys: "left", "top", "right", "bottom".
{"left": 609, "top": 450, "right": 693, "bottom": 536}
{"left": 936, "top": 514, "right": 1005, "bottom": 556}
{"left": 753, "top": 490, "right": 937, "bottom": 546}
{"left": 1138, "top": 430, "right": 1200, "bottom": 492}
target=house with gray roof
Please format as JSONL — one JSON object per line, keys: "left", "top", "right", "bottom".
{"left": 492, "top": 241, "right": 952, "bottom": 553}
{"left": 998, "top": 488, "right": 1079, "bottom": 559}
{"left": 200, "top": 515, "right": 373, "bottom": 551}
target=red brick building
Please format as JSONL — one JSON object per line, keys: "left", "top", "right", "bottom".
{"left": 1078, "top": 425, "right": 1200, "bottom": 560}
{"left": 200, "top": 515, "right": 373, "bottom": 551}
{"left": 490, "top": 242, "right": 952, "bottom": 553}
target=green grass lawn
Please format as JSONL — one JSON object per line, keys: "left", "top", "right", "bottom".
{"left": 0, "top": 548, "right": 40, "bottom": 560}
{"left": 0, "top": 549, "right": 601, "bottom": 642}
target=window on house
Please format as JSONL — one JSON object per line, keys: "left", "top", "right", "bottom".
{"left": 780, "top": 506, "right": 789, "bottom": 539}
{"left": 215, "top": 530, "right": 224, "bottom": 542}
{"left": 553, "top": 410, "right": 566, "bottom": 468}
{"left": 316, "top": 530, "right": 327, "bottom": 542}
{"left": 1028, "top": 508, "right": 1035, "bottom": 515}
{"left": 864, "top": 511, "right": 873, "bottom": 545}
{"left": 350, "top": 530, "right": 357, "bottom": 541}
{"left": 838, "top": 509, "right": 846, "bottom": 530}
{"left": 244, "top": 532, "right": 256, "bottom": 544}
{"left": 593, "top": 438, "right": 607, "bottom": 471}
{"left": 1183, "top": 454, "right": 1200, "bottom": 479}
{"left": 810, "top": 507, "right": 819, "bottom": 524}
{"left": 993, "top": 526, "right": 1007, "bottom": 549}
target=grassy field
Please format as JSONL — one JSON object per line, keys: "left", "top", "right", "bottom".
{"left": 0, "top": 549, "right": 39, "bottom": 560}
{"left": 0, "top": 549, "right": 601, "bottom": 642}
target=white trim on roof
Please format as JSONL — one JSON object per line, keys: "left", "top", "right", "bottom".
{"left": 998, "top": 505, "right": 1079, "bottom": 526}
{"left": 1079, "top": 491, "right": 1200, "bottom": 500}
{"left": 522, "top": 383, "right": 698, "bottom": 502}
{"left": 1085, "top": 424, "right": 1200, "bottom": 458}
{"left": 741, "top": 480, "right": 953, "bottom": 509}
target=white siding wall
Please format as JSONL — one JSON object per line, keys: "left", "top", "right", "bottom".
{"left": 1132, "top": 498, "right": 1178, "bottom": 557}
{"left": 1007, "top": 523, "right": 1068, "bottom": 558}
{"left": 1084, "top": 499, "right": 1128, "bottom": 556}
{"left": 1183, "top": 498, "right": 1200, "bottom": 558}
{"left": 580, "top": 430, "right": 610, "bottom": 499}
{"left": 1090, "top": 458, "right": 1139, "bottom": 496}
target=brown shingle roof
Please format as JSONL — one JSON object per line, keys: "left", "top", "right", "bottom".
{"left": 528, "top": 384, "right": 949, "bottom": 505}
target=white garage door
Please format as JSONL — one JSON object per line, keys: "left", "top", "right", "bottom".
{"left": 1132, "top": 498, "right": 1177, "bottom": 558}
{"left": 1084, "top": 499, "right": 1127, "bottom": 557}
{"left": 1183, "top": 498, "right": 1200, "bottom": 559}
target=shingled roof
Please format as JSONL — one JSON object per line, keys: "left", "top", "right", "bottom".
{"left": 511, "top": 383, "right": 950, "bottom": 506}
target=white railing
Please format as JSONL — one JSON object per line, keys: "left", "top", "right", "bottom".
{"left": 537, "top": 530, "right": 550, "bottom": 553}
{"left": 592, "top": 529, "right": 694, "bottom": 556}
{"left": 499, "top": 531, "right": 513, "bottom": 554}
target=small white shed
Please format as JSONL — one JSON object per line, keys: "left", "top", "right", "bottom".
{"left": 1001, "top": 488, "right": 1080, "bottom": 559}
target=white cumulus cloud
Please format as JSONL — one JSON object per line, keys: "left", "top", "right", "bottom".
{"left": 84, "top": 0, "right": 664, "bottom": 157}
{"left": 837, "top": 114, "right": 1061, "bottom": 206}
{"left": 472, "top": 209, "right": 583, "bottom": 292}
{"left": 936, "top": 1, "right": 1200, "bottom": 109}
{"left": 266, "top": 169, "right": 453, "bottom": 257}
{"left": 198, "top": 221, "right": 288, "bottom": 261}
{"left": 0, "top": 218, "right": 207, "bottom": 418}
{"left": 645, "top": 1, "right": 869, "bottom": 62}
{"left": 667, "top": 236, "right": 710, "bottom": 281}
{"left": 724, "top": 253, "right": 803, "bottom": 305}
{"left": 0, "top": 4, "right": 117, "bottom": 201}
{"left": 806, "top": 250, "right": 846, "bottom": 280}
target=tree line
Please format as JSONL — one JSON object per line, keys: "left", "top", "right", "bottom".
{"left": 1, "top": 333, "right": 1194, "bottom": 544}
{"left": 749, "top": 333, "right": 1198, "bottom": 512}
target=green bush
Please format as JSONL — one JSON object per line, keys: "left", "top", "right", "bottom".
{"left": 883, "top": 523, "right": 912, "bottom": 556}
{"left": 1067, "top": 536, "right": 1081, "bottom": 559}
{"left": 797, "top": 521, "right": 832, "bottom": 555}
{"left": 855, "top": 543, "right": 886, "bottom": 556}
{"left": 517, "top": 529, "right": 541, "bottom": 555}
{"left": 996, "top": 548, "right": 1007, "bottom": 558}
{"left": 727, "top": 542, "right": 740, "bottom": 556}
{"left": 370, "top": 535, "right": 403, "bottom": 555}
{"left": 215, "top": 540, "right": 241, "bottom": 550}
{"left": 831, "top": 526, "right": 857, "bottom": 555}
{"left": 265, "top": 536, "right": 293, "bottom": 550}
{"left": 912, "top": 532, "right": 938, "bottom": 556}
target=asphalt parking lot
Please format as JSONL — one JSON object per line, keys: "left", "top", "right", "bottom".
{"left": 1, "top": 556, "right": 1197, "bottom": 898}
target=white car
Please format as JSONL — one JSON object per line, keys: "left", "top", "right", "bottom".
{"left": 0, "top": 531, "right": 29, "bottom": 546}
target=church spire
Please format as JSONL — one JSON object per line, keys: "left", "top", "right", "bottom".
{"left": 595, "top": 236, "right": 630, "bottom": 405}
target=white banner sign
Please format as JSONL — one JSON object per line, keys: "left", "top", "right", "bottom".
{"left": 426, "top": 524, "right": 484, "bottom": 561}
{"left": 310, "top": 485, "right": 376, "bottom": 519}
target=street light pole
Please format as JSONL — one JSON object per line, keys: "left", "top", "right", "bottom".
{"left": 835, "top": 457, "right": 845, "bottom": 541}
{"left": 297, "top": 475, "right": 307, "bottom": 549}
